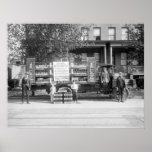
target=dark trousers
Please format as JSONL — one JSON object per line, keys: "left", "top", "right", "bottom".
{"left": 118, "top": 87, "right": 124, "bottom": 101}
{"left": 22, "top": 85, "right": 30, "bottom": 103}
{"left": 102, "top": 82, "right": 109, "bottom": 93}
{"left": 72, "top": 90, "right": 78, "bottom": 102}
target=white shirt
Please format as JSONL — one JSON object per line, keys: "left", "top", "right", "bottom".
{"left": 51, "top": 86, "right": 56, "bottom": 94}
{"left": 71, "top": 83, "right": 78, "bottom": 90}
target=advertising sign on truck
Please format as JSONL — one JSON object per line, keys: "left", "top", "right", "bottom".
{"left": 87, "top": 57, "right": 96, "bottom": 82}
{"left": 53, "top": 62, "right": 70, "bottom": 81}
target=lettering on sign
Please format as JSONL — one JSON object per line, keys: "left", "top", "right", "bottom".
{"left": 53, "top": 62, "right": 69, "bottom": 81}
{"left": 87, "top": 57, "right": 96, "bottom": 82}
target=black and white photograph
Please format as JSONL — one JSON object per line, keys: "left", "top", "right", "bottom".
{"left": 1, "top": 0, "right": 152, "bottom": 152}
{"left": 8, "top": 23, "right": 144, "bottom": 128}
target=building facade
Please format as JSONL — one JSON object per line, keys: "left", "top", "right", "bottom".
{"left": 69, "top": 24, "right": 144, "bottom": 83}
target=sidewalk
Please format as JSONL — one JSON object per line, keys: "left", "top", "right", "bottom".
{"left": 8, "top": 98, "right": 144, "bottom": 108}
{"left": 8, "top": 89, "right": 144, "bottom": 99}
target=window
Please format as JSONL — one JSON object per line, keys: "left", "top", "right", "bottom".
{"left": 108, "top": 27, "right": 116, "bottom": 40}
{"left": 81, "top": 27, "right": 89, "bottom": 40}
{"left": 93, "top": 27, "right": 101, "bottom": 40}
{"left": 87, "top": 52, "right": 94, "bottom": 57}
{"left": 121, "top": 52, "right": 127, "bottom": 65}
{"left": 121, "top": 27, "right": 128, "bottom": 40}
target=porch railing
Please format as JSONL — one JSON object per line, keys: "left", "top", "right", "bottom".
{"left": 114, "top": 65, "right": 144, "bottom": 75}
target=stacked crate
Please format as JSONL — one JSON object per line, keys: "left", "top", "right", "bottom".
{"left": 53, "top": 88, "right": 73, "bottom": 103}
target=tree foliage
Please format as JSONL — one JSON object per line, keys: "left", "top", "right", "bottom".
{"left": 8, "top": 24, "right": 25, "bottom": 63}
{"left": 21, "top": 24, "right": 86, "bottom": 62}
{"left": 126, "top": 24, "right": 144, "bottom": 65}
{"left": 8, "top": 24, "right": 89, "bottom": 63}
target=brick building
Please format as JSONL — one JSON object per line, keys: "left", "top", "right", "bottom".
{"left": 69, "top": 24, "right": 144, "bottom": 83}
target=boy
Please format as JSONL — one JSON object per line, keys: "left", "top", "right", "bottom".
{"left": 71, "top": 81, "right": 78, "bottom": 103}
{"left": 50, "top": 82, "right": 56, "bottom": 103}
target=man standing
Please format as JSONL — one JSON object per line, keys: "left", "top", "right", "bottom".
{"left": 50, "top": 82, "right": 56, "bottom": 103}
{"left": 116, "top": 72, "right": 126, "bottom": 102}
{"left": 71, "top": 81, "right": 78, "bottom": 103}
{"left": 101, "top": 67, "right": 110, "bottom": 93}
{"left": 22, "top": 72, "right": 31, "bottom": 104}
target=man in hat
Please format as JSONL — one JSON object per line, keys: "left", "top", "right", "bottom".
{"left": 116, "top": 72, "right": 126, "bottom": 102}
{"left": 21, "top": 72, "right": 31, "bottom": 104}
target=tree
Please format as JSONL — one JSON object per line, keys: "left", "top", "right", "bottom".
{"left": 8, "top": 24, "right": 26, "bottom": 64}
{"left": 8, "top": 24, "right": 95, "bottom": 63}
{"left": 20, "top": 24, "right": 88, "bottom": 63}
{"left": 126, "top": 24, "right": 144, "bottom": 66}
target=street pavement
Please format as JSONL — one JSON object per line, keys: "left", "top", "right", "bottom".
{"left": 8, "top": 98, "right": 144, "bottom": 128}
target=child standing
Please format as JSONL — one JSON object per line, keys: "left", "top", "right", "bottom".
{"left": 50, "top": 82, "right": 56, "bottom": 103}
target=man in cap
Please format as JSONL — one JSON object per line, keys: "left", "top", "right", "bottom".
{"left": 21, "top": 72, "right": 31, "bottom": 104}
{"left": 116, "top": 72, "right": 126, "bottom": 102}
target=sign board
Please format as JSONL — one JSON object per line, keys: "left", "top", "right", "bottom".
{"left": 12, "top": 65, "right": 21, "bottom": 79}
{"left": 53, "top": 62, "right": 69, "bottom": 81}
{"left": 87, "top": 57, "right": 96, "bottom": 82}
{"left": 26, "top": 58, "right": 35, "bottom": 83}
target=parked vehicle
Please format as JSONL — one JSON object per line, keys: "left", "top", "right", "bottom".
{"left": 96, "top": 64, "right": 129, "bottom": 101}
{"left": 25, "top": 58, "right": 129, "bottom": 101}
